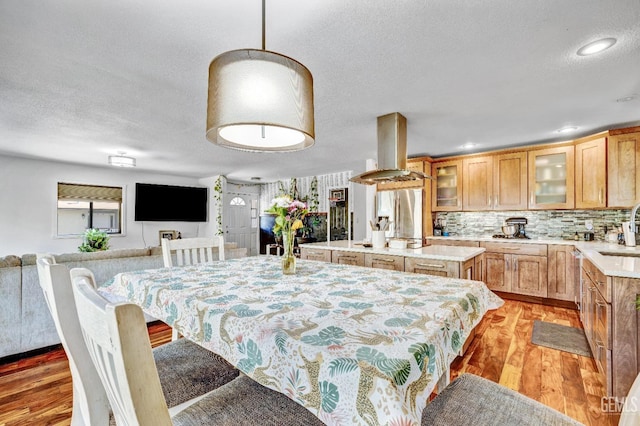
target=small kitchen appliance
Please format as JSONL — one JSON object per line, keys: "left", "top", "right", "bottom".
{"left": 493, "top": 217, "right": 529, "bottom": 239}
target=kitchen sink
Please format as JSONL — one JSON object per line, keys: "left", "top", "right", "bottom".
{"left": 598, "top": 250, "right": 640, "bottom": 258}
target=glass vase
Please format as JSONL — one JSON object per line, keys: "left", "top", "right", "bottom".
{"left": 282, "top": 231, "right": 296, "bottom": 275}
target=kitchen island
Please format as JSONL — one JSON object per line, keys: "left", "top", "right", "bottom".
{"left": 428, "top": 235, "right": 640, "bottom": 398}
{"left": 299, "top": 240, "right": 485, "bottom": 280}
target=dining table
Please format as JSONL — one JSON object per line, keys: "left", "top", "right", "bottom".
{"left": 99, "top": 255, "right": 503, "bottom": 425}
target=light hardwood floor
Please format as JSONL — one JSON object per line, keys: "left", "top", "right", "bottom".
{"left": 0, "top": 300, "right": 618, "bottom": 426}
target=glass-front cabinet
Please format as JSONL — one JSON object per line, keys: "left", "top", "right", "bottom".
{"left": 528, "top": 145, "right": 575, "bottom": 209}
{"left": 431, "top": 160, "right": 462, "bottom": 211}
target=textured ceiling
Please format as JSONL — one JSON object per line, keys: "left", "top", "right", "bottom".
{"left": 1, "top": 0, "right": 639, "bottom": 182}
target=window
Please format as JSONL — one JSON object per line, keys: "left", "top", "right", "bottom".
{"left": 229, "top": 197, "right": 246, "bottom": 206}
{"left": 57, "top": 183, "right": 124, "bottom": 236}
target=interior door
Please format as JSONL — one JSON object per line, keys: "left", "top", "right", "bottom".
{"left": 223, "top": 192, "right": 258, "bottom": 256}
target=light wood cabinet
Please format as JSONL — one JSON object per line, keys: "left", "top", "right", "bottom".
{"left": 484, "top": 252, "right": 508, "bottom": 292}
{"left": 299, "top": 248, "right": 332, "bottom": 262}
{"left": 510, "top": 254, "right": 548, "bottom": 297}
{"left": 331, "top": 251, "right": 365, "bottom": 266}
{"left": 493, "top": 151, "right": 528, "bottom": 210}
{"left": 463, "top": 156, "right": 493, "bottom": 211}
{"left": 547, "top": 245, "right": 578, "bottom": 302}
{"left": 377, "top": 160, "right": 424, "bottom": 191}
{"left": 462, "top": 152, "right": 527, "bottom": 211}
{"left": 432, "top": 160, "right": 462, "bottom": 211}
{"left": 364, "top": 253, "right": 404, "bottom": 271}
{"left": 608, "top": 130, "right": 640, "bottom": 207}
{"left": 404, "top": 257, "right": 460, "bottom": 277}
{"left": 581, "top": 258, "right": 613, "bottom": 394}
{"left": 474, "top": 253, "right": 485, "bottom": 282}
{"left": 527, "top": 145, "right": 575, "bottom": 209}
{"left": 575, "top": 136, "right": 606, "bottom": 208}
{"left": 481, "top": 242, "right": 548, "bottom": 297}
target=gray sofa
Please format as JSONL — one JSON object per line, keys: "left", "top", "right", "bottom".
{"left": 0, "top": 244, "right": 247, "bottom": 359}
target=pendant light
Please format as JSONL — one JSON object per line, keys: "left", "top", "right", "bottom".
{"left": 206, "top": 0, "right": 314, "bottom": 152}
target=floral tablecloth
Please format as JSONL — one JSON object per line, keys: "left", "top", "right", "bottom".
{"left": 100, "top": 256, "right": 503, "bottom": 425}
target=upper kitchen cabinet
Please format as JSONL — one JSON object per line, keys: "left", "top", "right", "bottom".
{"left": 528, "top": 145, "right": 575, "bottom": 210}
{"left": 463, "top": 156, "right": 493, "bottom": 211}
{"left": 431, "top": 160, "right": 462, "bottom": 211}
{"left": 493, "top": 152, "right": 528, "bottom": 210}
{"left": 575, "top": 136, "right": 607, "bottom": 209}
{"left": 608, "top": 129, "right": 640, "bottom": 207}
{"left": 377, "top": 160, "right": 424, "bottom": 191}
{"left": 462, "top": 152, "right": 527, "bottom": 211}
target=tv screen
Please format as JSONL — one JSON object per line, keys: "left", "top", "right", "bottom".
{"left": 135, "top": 183, "right": 208, "bottom": 222}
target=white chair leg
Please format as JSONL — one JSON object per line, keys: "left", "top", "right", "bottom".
{"left": 171, "top": 328, "right": 181, "bottom": 341}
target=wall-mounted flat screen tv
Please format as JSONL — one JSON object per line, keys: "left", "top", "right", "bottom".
{"left": 135, "top": 183, "right": 208, "bottom": 222}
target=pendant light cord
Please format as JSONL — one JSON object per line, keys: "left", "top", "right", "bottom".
{"left": 261, "top": 0, "right": 266, "bottom": 51}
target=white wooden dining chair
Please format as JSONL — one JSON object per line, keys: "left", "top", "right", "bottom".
{"left": 161, "top": 236, "right": 225, "bottom": 267}
{"left": 70, "top": 268, "right": 325, "bottom": 426}
{"left": 36, "top": 255, "right": 239, "bottom": 425}
{"left": 161, "top": 237, "right": 225, "bottom": 340}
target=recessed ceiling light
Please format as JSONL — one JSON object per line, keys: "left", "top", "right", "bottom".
{"left": 461, "top": 142, "right": 476, "bottom": 150}
{"left": 108, "top": 151, "right": 136, "bottom": 167}
{"left": 556, "top": 126, "right": 579, "bottom": 134}
{"left": 577, "top": 38, "right": 617, "bottom": 56}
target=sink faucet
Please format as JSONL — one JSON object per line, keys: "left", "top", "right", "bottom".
{"left": 623, "top": 202, "right": 640, "bottom": 246}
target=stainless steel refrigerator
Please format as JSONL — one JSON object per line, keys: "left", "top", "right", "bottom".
{"left": 376, "top": 188, "right": 423, "bottom": 247}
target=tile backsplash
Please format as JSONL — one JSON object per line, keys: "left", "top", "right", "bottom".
{"left": 434, "top": 209, "right": 633, "bottom": 241}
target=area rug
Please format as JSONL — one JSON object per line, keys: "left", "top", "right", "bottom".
{"left": 531, "top": 320, "right": 592, "bottom": 357}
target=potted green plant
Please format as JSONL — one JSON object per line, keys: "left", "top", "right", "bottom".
{"left": 78, "top": 228, "right": 110, "bottom": 252}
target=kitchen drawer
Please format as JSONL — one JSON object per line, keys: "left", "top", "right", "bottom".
{"left": 364, "top": 253, "right": 405, "bottom": 271}
{"left": 405, "top": 257, "right": 459, "bottom": 277}
{"left": 331, "top": 251, "right": 365, "bottom": 267}
{"left": 299, "top": 248, "right": 331, "bottom": 262}
{"left": 594, "top": 337, "right": 612, "bottom": 385}
{"left": 583, "top": 258, "right": 610, "bottom": 302}
{"left": 481, "top": 241, "right": 547, "bottom": 256}
{"left": 594, "top": 288, "right": 611, "bottom": 350}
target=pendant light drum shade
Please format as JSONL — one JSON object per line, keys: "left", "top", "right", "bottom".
{"left": 206, "top": 49, "right": 314, "bottom": 152}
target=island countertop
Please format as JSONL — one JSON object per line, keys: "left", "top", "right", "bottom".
{"left": 299, "top": 240, "right": 485, "bottom": 262}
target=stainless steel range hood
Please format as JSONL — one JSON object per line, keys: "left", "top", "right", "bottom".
{"left": 350, "top": 112, "right": 431, "bottom": 185}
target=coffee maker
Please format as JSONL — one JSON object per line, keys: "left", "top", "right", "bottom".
{"left": 506, "top": 217, "right": 529, "bottom": 239}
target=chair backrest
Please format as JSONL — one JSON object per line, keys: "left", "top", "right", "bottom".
{"left": 35, "top": 254, "right": 110, "bottom": 426}
{"left": 620, "top": 372, "right": 640, "bottom": 425}
{"left": 161, "top": 236, "right": 225, "bottom": 267}
{"left": 70, "top": 267, "right": 173, "bottom": 425}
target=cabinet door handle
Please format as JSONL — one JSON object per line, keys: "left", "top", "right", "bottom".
{"left": 505, "top": 247, "right": 521, "bottom": 251}
{"left": 495, "top": 195, "right": 498, "bottom": 207}
{"left": 599, "top": 188, "right": 603, "bottom": 204}
{"left": 487, "top": 196, "right": 491, "bottom": 207}
{"left": 337, "top": 254, "right": 355, "bottom": 258}
{"left": 530, "top": 191, "right": 534, "bottom": 205}
{"left": 514, "top": 258, "right": 518, "bottom": 271}
{"left": 373, "top": 257, "right": 394, "bottom": 263}
{"left": 506, "top": 258, "right": 510, "bottom": 270}
{"left": 417, "top": 263, "right": 445, "bottom": 268}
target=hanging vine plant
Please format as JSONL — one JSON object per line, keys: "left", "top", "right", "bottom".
{"left": 309, "top": 176, "right": 319, "bottom": 212}
{"left": 213, "top": 176, "right": 224, "bottom": 236}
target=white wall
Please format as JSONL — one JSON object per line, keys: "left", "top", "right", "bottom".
{"left": 0, "top": 155, "right": 215, "bottom": 257}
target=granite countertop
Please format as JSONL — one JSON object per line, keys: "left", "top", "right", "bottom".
{"left": 426, "top": 235, "right": 578, "bottom": 245}
{"left": 574, "top": 242, "right": 640, "bottom": 279}
{"left": 299, "top": 240, "right": 484, "bottom": 262}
